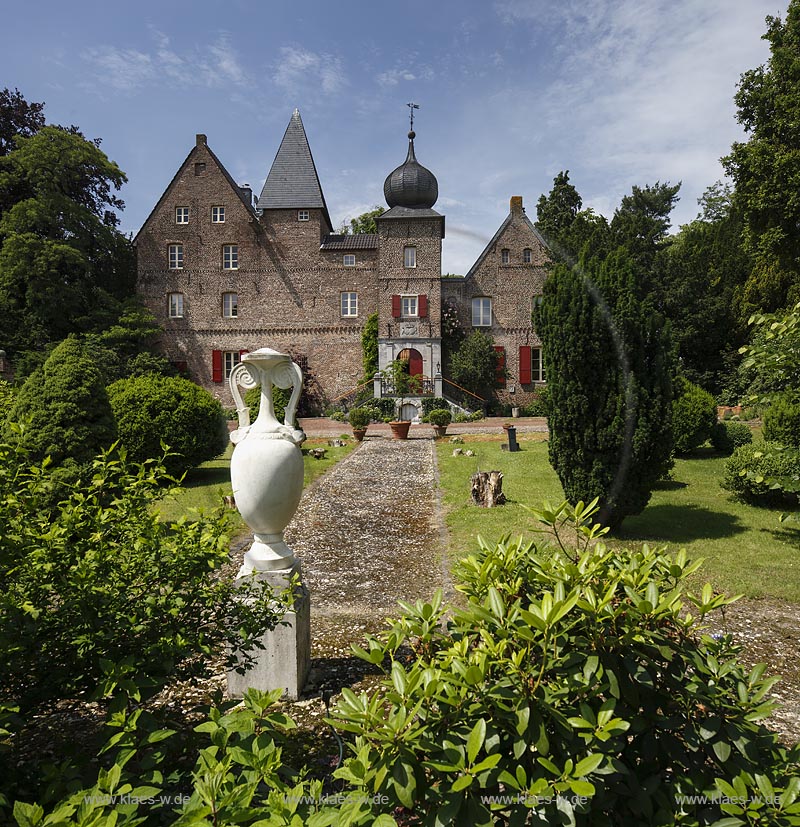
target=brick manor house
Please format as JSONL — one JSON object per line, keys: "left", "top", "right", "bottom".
{"left": 134, "top": 110, "right": 550, "bottom": 413}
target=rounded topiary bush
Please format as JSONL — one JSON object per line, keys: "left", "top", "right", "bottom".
{"left": 108, "top": 375, "right": 227, "bottom": 476}
{"left": 763, "top": 393, "right": 800, "bottom": 447}
{"left": 348, "top": 407, "right": 372, "bottom": 429}
{"left": 6, "top": 336, "right": 117, "bottom": 468}
{"left": 711, "top": 420, "right": 753, "bottom": 455}
{"left": 428, "top": 408, "right": 452, "bottom": 427}
{"left": 671, "top": 377, "right": 717, "bottom": 455}
{"left": 721, "top": 441, "right": 800, "bottom": 504}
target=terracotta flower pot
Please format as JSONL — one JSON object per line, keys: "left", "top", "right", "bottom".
{"left": 433, "top": 425, "right": 448, "bottom": 439}
{"left": 352, "top": 427, "right": 367, "bottom": 442}
{"left": 390, "top": 421, "right": 411, "bottom": 439}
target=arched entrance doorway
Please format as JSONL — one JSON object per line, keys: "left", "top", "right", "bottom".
{"left": 397, "top": 348, "right": 423, "bottom": 379}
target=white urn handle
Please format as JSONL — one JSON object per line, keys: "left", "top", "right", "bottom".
{"left": 229, "top": 362, "right": 257, "bottom": 429}
{"left": 272, "top": 360, "right": 303, "bottom": 428}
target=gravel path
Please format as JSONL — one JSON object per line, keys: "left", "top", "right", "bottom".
{"left": 280, "top": 437, "right": 452, "bottom": 695}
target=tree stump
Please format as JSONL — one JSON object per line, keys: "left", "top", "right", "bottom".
{"left": 470, "top": 471, "right": 506, "bottom": 507}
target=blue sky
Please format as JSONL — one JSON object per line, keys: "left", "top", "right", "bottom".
{"left": 1, "top": 0, "right": 780, "bottom": 273}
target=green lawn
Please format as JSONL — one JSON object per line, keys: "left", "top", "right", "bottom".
{"left": 437, "top": 435, "right": 800, "bottom": 602}
{"left": 157, "top": 437, "right": 356, "bottom": 526}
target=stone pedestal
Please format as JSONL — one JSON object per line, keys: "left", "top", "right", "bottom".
{"left": 227, "top": 565, "right": 311, "bottom": 701}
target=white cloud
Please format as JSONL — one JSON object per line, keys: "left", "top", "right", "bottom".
{"left": 488, "top": 0, "right": 776, "bottom": 226}
{"left": 82, "top": 29, "right": 249, "bottom": 92}
{"left": 274, "top": 46, "right": 347, "bottom": 95}
{"left": 377, "top": 66, "right": 434, "bottom": 87}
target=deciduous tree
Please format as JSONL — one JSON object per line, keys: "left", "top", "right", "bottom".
{"left": 723, "top": 1, "right": 800, "bottom": 310}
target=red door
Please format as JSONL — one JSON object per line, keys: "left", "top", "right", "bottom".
{"left": 407, "top": 349, "right": 423, "bottom": 378}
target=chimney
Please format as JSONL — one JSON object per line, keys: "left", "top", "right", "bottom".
{"left": 510, "top": 195, "right": 524, "bottom": 216}
{"left": 196, "top": 134, "right": 207, "bottom": 146}
{"left": 239, "top": 183, "right": 253, "bottom": 207}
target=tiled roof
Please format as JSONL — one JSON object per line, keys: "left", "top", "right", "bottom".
{"left": 259, "top": 109, "right": 332, "bottom": 229}
{"left": 320, "top": 234, "right": 379, "bottom": 250}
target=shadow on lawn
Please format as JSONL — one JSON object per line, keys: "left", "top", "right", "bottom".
{"left": 180, "top": 463, "right": 231, "bottom": 489}
{"left": 617, "top": 503, "right": 746, "bottom": 544}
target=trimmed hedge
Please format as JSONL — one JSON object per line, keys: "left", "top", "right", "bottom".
{"left": 108, "top": 375, "right": 227, "bottom": 476}
{"left": 711, "top": 420, "right": 753, "bottom": 455}
{"left": 672, "top": 377, "right": 717, "bottom": 455}
{"left": 721, "top": 441, "right": 800, "bottom": 504}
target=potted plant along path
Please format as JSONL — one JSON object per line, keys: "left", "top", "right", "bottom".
{"left": 384, "top": 358, "right": 423, "bottom": 440}
{"left": 348, "top": 406, "right": 371, "bottom": 441}
{"left": 428, "top": 407, "right": 452, "bottom": 439}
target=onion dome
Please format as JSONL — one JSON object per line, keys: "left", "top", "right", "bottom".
{"left": 383, "top": 131, "right": 438, "bottom": 209}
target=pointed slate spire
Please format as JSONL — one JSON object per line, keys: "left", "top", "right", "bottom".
{"left": 259, "top": 109, "right": 331, "bottom": 228}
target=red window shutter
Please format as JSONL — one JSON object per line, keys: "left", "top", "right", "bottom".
{"left": 212, "top": 350, "right": 223, "bottom": 383}
{"left": 519, "top": 346, "right": 532, "bottom": 384}
{"left": 392, "top": 295, "right": 401, "bottom": 318}
{"left": 418, "top": 294, "right": 428, "bottom": 318}
{"left": 494, "top": 346, "right": 506, "bottom": 386}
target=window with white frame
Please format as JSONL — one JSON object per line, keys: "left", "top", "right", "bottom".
{"left": 222, "top": 292, "right": 238, "bottom": 318}
{"left": 212, "top": 205, "right": 225, "bottom": 223}
{"left": 501, "top": 248, "right": 510, "bottom": 264}
{"left": 175, "top": 206, "right": 189, "bottom": 224}
{"left": 404, "top": 246, "right": 416, "bottom": 268}
{"left": 222, "top": 244, "right": 238, "bottom": 270}
{"left": 341, "top": 292, "right": 358, "bottom": 317}
{"left": 343, "top": 254, "right": 356, "bottom": 267}
{"left": 532, "top": 347, "right": 545, "bottom": 382}
{"left": 472, "top": 297, "right": 492, "bottom": 327}
{"left": 168, "top": 244, "right": 183, "bottom": 269}
{"left": 298, "top": 209, "right": 310, "bottom": 221}
{"left": 523, "top": 248, "right": 533, "bottom": 263}
{"left": 401, "top": 295, "right": 418, "bottom": 317}
{"left": 224, "top": 351, "right": 241, "bottom": 379}
{"left": 168, "top": 292, "right": 184, "bottom": 318}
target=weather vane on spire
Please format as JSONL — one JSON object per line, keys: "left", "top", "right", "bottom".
{"left": 407, "top": 102, "right": 419, "bottom": 132}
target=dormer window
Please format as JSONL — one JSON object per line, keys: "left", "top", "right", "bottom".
{"left": 501, "top": 249, "right": 510, "bottom": 264}
{"left": 298, "top": 210, "right": 309, "bottom": 221}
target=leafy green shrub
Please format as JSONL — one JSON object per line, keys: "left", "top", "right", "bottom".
{"left": 671, "top": 376, "right": 717, "bottom": 454}
{"left": 722, "top": 442, "right": 800, "bottom": 504}
{"left": 108, "top": 375, "right": 226, "bottom": 476}
{"left": 428, "top": 408, "right": 452, "bottom": 427}
{"left": 422, "top": 396, "right": 449, "bottom": 417}
{"left": 244, "top": 383, "right": 291, "bottom": 426}
{"left": 330, "top": 410, "right": 346, "bottom": 422}
{"left": 764, "top": 394, "right": 800, "bottom": 447}
{"left": 334, "top": 503, "right": 800, "bottom": 825}
{"left": 0, "top": 379, "right": 14, "bottom": 423}
{"left": 522, "top": 387, "right": 551, "bottom": 417}
{"left": 348, "top": 407, "right": 372, "bottom": 429}
{"left": 0, "top": 445, "right": 284, "bottom": 807}
{"left": 712, "top": 420, "right": 753, "bottom": 455}
{"left": 367, "top": 397, "right": 396, "bottom": 418}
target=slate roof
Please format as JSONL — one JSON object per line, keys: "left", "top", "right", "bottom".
{"left": 259, "top": 109, "right": 332, "bottom": 230}
{"left": 320, "top": 234, "right": 379, "bottom": 250}
{"left": 464, "top": 211, "right": 549, "bottom": 279}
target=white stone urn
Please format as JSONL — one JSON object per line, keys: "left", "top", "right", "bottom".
{"left": 229, "top": 349, "right": 306, "bottom": 577}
